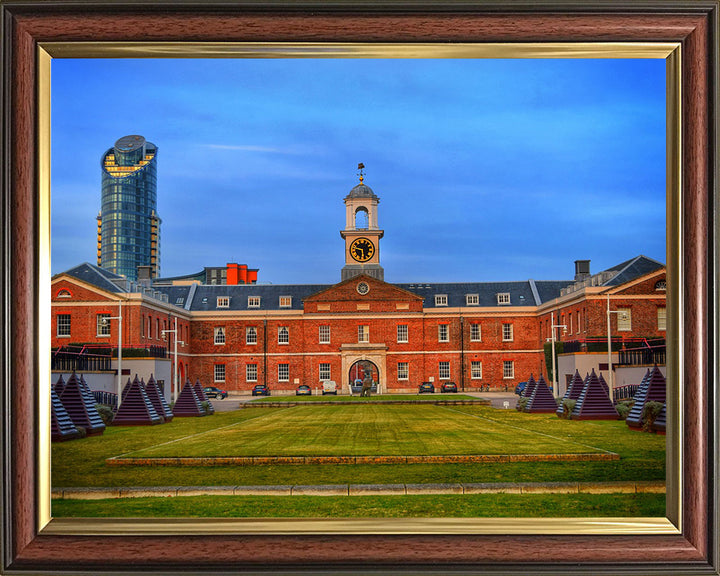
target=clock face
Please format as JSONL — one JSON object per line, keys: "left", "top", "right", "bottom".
{"left": 349, "top": 237, "right": 375, "bottom": 263}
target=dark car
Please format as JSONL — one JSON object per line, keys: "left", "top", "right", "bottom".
{"left": 203, "top": 386, "right": 228, "bottom": 399}
{"left": 296, "top": 384, "right": 312, "bottom": 396}
{"left": 418, "top": 382, "right": 435, "bottom": 394}
{"left": 251, "top": 384, "right": 270, "bottom": 396}
{"left": 514, "top": 381, "right": 527, "bottom": 396}
{"left": 440, "top": 381, "right": 458, "bottom": 393}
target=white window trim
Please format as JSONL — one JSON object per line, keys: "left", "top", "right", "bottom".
{"left": 246, "top": 326, "right": 257, "bottom": 345}
{"left": 279, "top": 296, "right": 292, "bottom": 308}
{"left": 246, "top": 364, "right": 258, "bottom": 383}
{"left": 502, "top": 323, "right": 514, "bottom": 342}
{"left": 503, "top": 360, "right": 515, "bottom": 379}
{"left": 57, "top": 314, "right": 71, "bottom": 337}
{"left": 470, "top": 323, "right": 481, "bottom": 342}
{"left": 618, "top": 308, "right": 632, "bottom": 332}
{"left": 435, "top": 294, "right": 448, "bottom": 306}
{"left": 278, "top": 326, "right": 289, "bottom": 345}
{"left": 397, "top": 324, "right": 408, "bottom": 343}
{"left": 278, "top": 363, "right": 290, "bottom": 382}
{"left": 214, "top": 326, "right": 226, "bottom": 345}
{"left": 471, "top": 361, "right": 483, "bottom": 380}
{"left": 247, "top": 296, "right": 261, "bottom": 308}
{"left": 319, "top": 325, "right": 331, "bottom": 344}
{"left": 217, "top": 296, "right": 230, "bottom": 308}
{"left": 358, "top": 325, "right": 369, "bottom": 343}
{"left": 466, "top": 294, "right": 479, "bottom": 306}
{"left": 657, "top": 307, "right": 667, "bottom": 331}
{"left": 438, "top": 324, "right": 449, "bottom": 343}
{"left": 214, "top": 364, "right": 226, "bottom": 383}
{"left": 96, "top": 313, "right": 111, "bottom": 337}
{"left": 319, "top": 363, "right": 331, "bottom": 381}
{"left": 438, "top": 361, "right": 450, "bottom": 380}
{"left": 497, "top": 292, "right": 511, "bottom": 305}
{"left": 397, "top": 362, "right": 409, "bottom": 381}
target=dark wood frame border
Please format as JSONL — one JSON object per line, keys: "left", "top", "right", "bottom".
{"left": 1, "top": 1, "right": 717, "bottom": 573}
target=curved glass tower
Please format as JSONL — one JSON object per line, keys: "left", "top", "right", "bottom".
{"left": 97, "top": 135, "right": 160, "bottom": 281}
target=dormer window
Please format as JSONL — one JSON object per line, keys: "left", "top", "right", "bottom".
{"left": 497, "top": 293, "right": 511, "bottom": 305}
{"left": 279, "top": 296, "right": 292, "bottom": 308}
{"left": 217, "top": 296, "right": 230, "bottom": 308}
{"left": 466, "top": 294, "right": 479, "bottom": 306}
{"left": 248, "top": 296, "right": 261, "bottom": 308}
{"left": 435, "top": 294, "right": 448, "bottom": 306}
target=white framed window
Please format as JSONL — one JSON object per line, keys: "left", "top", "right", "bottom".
{"left": 397, "top": 324, "right": 408, "bottom": 343}
{"left": 319, "top": 325, "right": 331, "bottom": 344}
{"left": 439, "top": 361, "right": 450, "bottom": 380}
{"left": 438, "top": 324, "right": 449, "bottom": 342}
{"left": 655, "top": 280, "right": 666, "bottom": 291}
{"left": 57, "top": 289, "right": 71, "bottom": 298}
{"left": 214, "top": 364, "right": 226, "bottom": 383}
{"left": 618, "top": 308, "right": 632, "bottom": 331}
{"left": 246, "top": 326, "right": 257, "bottom": 344}
{"left": 214, "top": 327, "right": 226, "bottom": 345}
{"left": 278, "top": 363, "right": 289, "bottom": 382}
{"left": 57, "top": 314, "right": 71, "bottom": 337}
{"left": 278, "top": 326, "right": 289, "bottom": 344}
{"left": 497, "top": 293, "right": 511, "bottom": 305}
{"left": 471, "top": 361, "right": 482, "bottom": 379}
{"left": 96, "top": 313, "right": 111, "bottom": 337}
{"left": 470, "top": 323, "right": 481, "bottom": 342}
{"left": 657, "top": 307, "right": 667, "bottom": 331}
{"left": 358, "top": 325, "right": 369, "bottom": 343}
{"left": 147, "top": 316, "right": 151, "bottom": 339}
{"left": 434, "top": 294, "right": 448, "bottom": 306}
{"left": 466, "top": 294, "right": 479, "bottom": 306}
{"left": 217, "top": 296, "right": 230, "bottom": 308}
{"left": 503, "top": 360, "right": 515, "bottom": 379}
{"left": 246, "top": 364, "right": 258, "bottom": 383}
{"left": 577, "top": 310, "right": 581, "bottom": 334}
{"left": 319, "top": 363, "right": 331, "bottom": 381}
{"left": 502, "top": 323, "right": 514, "bottom": 342}
{"left": 397, "top": 362, "right": 409, "bottom": 380}
{"left": 247, "top": 296, "right": 260, "bottom": 308}
{"left": 279, "top": 296, "right": 292, "bottom": 308}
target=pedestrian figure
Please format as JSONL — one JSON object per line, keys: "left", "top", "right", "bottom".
{"left": 361, "top": 373, "right": 373, "bottom": 397}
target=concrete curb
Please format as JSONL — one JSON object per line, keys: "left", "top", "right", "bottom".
{"left": 52, "top": 480, "right": 665, "bottom": 500}
{"left": 106, "top": 452, "right": 620, "bottom": 467}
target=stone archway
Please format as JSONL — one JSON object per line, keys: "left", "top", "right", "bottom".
{"left": 348, "top": 359, "right": 380, "bottom": 393}
{"left": 340, "top": 344, "right": 387, "bottom": 394}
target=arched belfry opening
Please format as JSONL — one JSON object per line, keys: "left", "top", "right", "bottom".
{"left": 354, "top": 207, "right": 369, "bottom": 230}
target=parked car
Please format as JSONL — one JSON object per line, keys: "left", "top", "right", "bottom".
{"left": 514, "top": 381, "right": 527, "bottom": 396}
{"left": 296, "top": 384, "right": 312, "bottom": 396}
{"left": 440, "top": 381, "right": 458, "bottom": 393}
{"left": 322, "top": 380, "right": 338, "bottom": 395}
{"left": 251, "top": 384, "right": 270, "bottom": 396}
{"left": 203, "top": 386, "right": 228, "bottom": 399}
{"left": 418, "top": 382, "right": 435, "bottom": 394}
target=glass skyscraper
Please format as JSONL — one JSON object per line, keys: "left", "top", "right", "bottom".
{"left": 97, "top": 135, "right": 160, "bottom": 281}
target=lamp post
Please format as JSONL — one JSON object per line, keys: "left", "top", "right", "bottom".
{"left": 606, "top": 294, "right": 627, "bottom": 403}
{"left": 550, "top": 311, "right": 567, "bottom": 397}
{"left": 161, "top": 317, "right": 183, "bottom": 403}
{"left": 102, "top": 300, "right": 123, "bottom": 409}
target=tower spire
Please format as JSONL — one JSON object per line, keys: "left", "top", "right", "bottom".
{"left": 357, "top": 162, "right": 365, "bottom": 184}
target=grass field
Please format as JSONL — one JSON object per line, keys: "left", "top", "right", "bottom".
{"left": 119, "top": 404, "right": 611, "bottom": 458}
{"left": 52, "top": 401, "right": 666, "bottom": 518}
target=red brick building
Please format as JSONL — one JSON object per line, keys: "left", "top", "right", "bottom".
{"left": 51, "top": 179, "right": 665, "bottom": 396}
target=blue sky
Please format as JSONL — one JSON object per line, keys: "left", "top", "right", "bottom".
{"left": 51, "top": 57, "right": 666, "bottom": 284}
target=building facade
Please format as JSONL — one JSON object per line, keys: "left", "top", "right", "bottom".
{"left": 55, "top": 175, "right": 666, "bottom": 396}
{"left": 97, "top": 135, "right": 161, "bottom": 281}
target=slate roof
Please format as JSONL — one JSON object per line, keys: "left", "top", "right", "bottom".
{"left": 602, "top": 255, "right": 664, "bottom": 286}
{"left": 55, "top": 255, "right": 664, "bottom": 313}
{"left": 53, "top": 262, "right": 129, "bottom": 294}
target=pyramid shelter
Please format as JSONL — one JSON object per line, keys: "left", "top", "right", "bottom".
{"left": 556, "top": 370, "right": 585, "bottom": 417}
{"left": 112, "top": 375, "right": 163, "bottom": 426}
{"left": 652, "top": 404, "right": 667, "bottom": 434}
{"left": 524, "top": 374, "right": 558, "bottom": 413}
{"left": 120, "top": 376, "right": 133, "bottom": 403}
{"left": 173, "top": 380, "right": 206, "bottom": 417}
{"left": 193, "top": 379, "right": 214, "bottom": 414}
{"left": 626, "top": 366, "right": 666, "bottom": 430}
{"left": 145, "top": 374, "right": 173, "bottom": 422}
{"left": 598, "top": 373, "right": 609, "bottom": 396}
{"left": 58, "top": 372, "right": 106, "bottom": 435}
{"left": 516, "top": 374, "right": 536, "bottom": 410}
{"left": 51, "top": 386, "right": 80, "bottom": 441}
{"left": 570, "top": 369, "right": 618, "bottom": 420}
{"left": 54, "top": 374, "right": 66, "bottom": 396}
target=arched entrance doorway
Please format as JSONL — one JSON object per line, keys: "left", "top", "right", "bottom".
{"left": 348, "top": 359, "right": 379, "bottom": 394}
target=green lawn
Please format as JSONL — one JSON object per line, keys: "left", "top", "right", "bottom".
{"left": 53, "top": 493, "right": 666, "bottom": 519}
{"left": 249, "top": 393, "right": 479, "bottom": 403}
{"left": 122, "top": 404, "right": 607, "bottom": 458}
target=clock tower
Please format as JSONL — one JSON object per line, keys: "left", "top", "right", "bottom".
{"left": 340, "top": 165, "right": 385, "bottom": 281}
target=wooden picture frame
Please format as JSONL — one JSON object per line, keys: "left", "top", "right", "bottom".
{"left": 1, "top": 1, "right": 717, "bottom": 573}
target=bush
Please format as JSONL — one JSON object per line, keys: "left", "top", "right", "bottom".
{"left": 95, "top": 404, "right": 114, "bottom": 425}
{"left": 75, "top": 426, "right": 87, "bottom": 439}
{"left": 516, "top": 397, "right": 529, "bottom": 411}
{"left": 560, "top": 398, "right": 576, "bottom": 419}
{"left": 641, "top": 401, "right": 664, "bottom": 432}
{"left": 615, "top": 401, "right": 633, "bottom": 420}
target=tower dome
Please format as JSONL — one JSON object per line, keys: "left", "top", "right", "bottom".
{"left": 346, "top": 182, "right": 378, "bottom": 199}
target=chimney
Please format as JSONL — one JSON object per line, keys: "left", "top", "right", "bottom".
{"left": 574, "top": 260, "right": 591, "bottom": 282}
{"left": 137, "top": 265, "right": 154, "bottom": 287}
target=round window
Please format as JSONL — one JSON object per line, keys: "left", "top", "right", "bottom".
{"left": 357, "top": 282, "right": 370, "bottom": 295}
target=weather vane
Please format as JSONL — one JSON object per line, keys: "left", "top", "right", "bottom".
{"left": 357, "top": 162, "right": 365, "bottom": 184}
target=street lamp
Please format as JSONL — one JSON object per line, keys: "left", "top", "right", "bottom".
{"left": 101, "top": 300, "right": 123, "bottom": 409}
{"left": 550, "top": 311, "right": 567, "bottom": 397}
{"left": 161, "top": 317, "right": 183, "bottom": 403}
{"left": 606, "top": 294, "right": 628, "bottom": 403}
